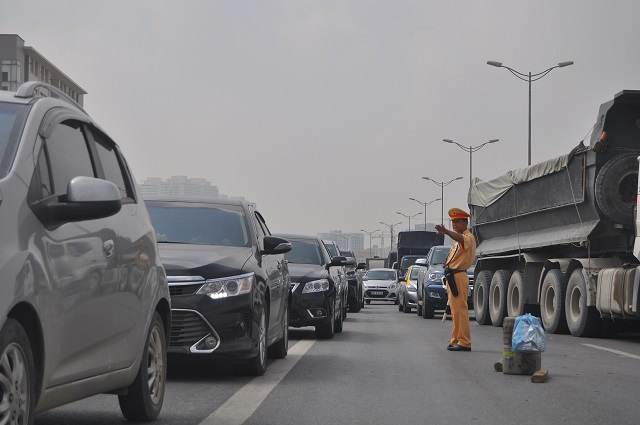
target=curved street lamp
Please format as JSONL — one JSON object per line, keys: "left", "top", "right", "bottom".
{"left": 422, "top": 177, "right": 463, "bottom": 225}
{"left": 379, "top": 221, "right": 402, "bottom": 255}
{"left": 396, "top": 211, "right": 423, "bottom": 231}
{"left": 409, "top": 197, "right": 441, "bottom": 229}
{"left": 487, "top": 60, "right": 573, "bottom": 165}
{"left": 443, "top": 138, "right": 499, "bottom": 186}
{"left": 360, "top": 228, "right": 380, "bottom": 258}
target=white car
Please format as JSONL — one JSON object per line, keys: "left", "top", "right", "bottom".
{"left": 362, "top": 268, "right": 399, "bottom": 304}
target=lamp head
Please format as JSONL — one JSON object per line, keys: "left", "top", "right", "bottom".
{"left": 487, "top": 60, "right": 502, "bottom": 67}
{"left": 558, "top": 61, "right": 574, "bottom": 67}
{"left": 489, "top": 139, "right": 499, "bottom": 143}
{"left": 443, "top": 139, "right": 453, "bottom": 143}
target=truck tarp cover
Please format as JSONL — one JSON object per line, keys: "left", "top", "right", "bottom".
{"left": 468, "top": 150, "right": 576, "bottom": 208}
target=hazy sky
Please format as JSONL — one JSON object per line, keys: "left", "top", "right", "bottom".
{"left": 3, "top": 1, "right": 639, "bottom": 238}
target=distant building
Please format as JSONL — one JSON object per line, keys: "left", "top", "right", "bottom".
{"left": 0, "top": 34, "right": 86, "bottom": 105}
{"left": 415, "top": 223, "right": 437, "bottom": 232}
{"left": 138, "top": 176, "right": 255, "bottom": 207}
{"left": 139, "top": 176, "right": 220, "bottom": 199}
{"left": 317, "top": 230, "right": 364, "bottom": 253}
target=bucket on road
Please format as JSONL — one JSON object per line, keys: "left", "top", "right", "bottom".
{"left": 502, "top": 316, "right": 541, "bottom": 375}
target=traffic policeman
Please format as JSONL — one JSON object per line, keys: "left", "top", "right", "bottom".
{"left": 435, "top": 208, "right": 476, "bottom": 351}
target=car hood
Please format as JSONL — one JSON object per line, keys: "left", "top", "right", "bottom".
{"left": 288, "top": 263, "right": 327, "bottom": 282}
{"left": 158, "top": 243, "right": 253, "bottom": 278}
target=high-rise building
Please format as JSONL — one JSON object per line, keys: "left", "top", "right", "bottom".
{"left": 0, "top": 34, "right": 86, "bottom": 105}
{"left": 139, "top": 176, "right": 220, "bottom": 199}
{"left": 317, "top": 230, "right": 364, "bottom": 253}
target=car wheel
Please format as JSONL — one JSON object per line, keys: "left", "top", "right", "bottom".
{"left": 423, "top": 298, "right": 435, "bottom": 319}
{"left": 247, "top": 308, "right": 268, "bottom": 375}
{"left": 267, "top": 302, "right": 288, "bottom": 359}
{"left": 316, "top": 301, "right": 335, "bottom": 339}
{"left": 335, "top": 301, "right": 344, "bottom": 333}
{"left": 394, "top": 297, "right": 399, "bottom": 305}
{"left": 119, "top": 312, "right": 166, "bottom": 421}
{"left": 403, "top": 297, "right": 411, "bottom": 313}
{"left": 398, "top": 295, "right": 403, "bottom": 311}
{"left": 0, "top": 319, "right": 35, "bottom": 425}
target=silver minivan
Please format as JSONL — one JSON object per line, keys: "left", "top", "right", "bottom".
{"left": 0, "top": 82, "right": 171, "bottom": 424}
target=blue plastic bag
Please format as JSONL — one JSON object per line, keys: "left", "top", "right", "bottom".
{"left": 512, "top": 313, "right": 545, "bottom": 352}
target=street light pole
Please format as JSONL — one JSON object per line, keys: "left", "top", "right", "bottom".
{"left": 443, "top": 138, "right": 499, "bottom": 187}
{"left": 380, "top": 221, "right": 402, "bottom": 255}
{"left": 487, "top": 60, "right": 573, "bottom": 166}
{"left": 422, "top": 177, "right": 463, "bottom": 224}
{"left": 409, "top": 197, "right": 441, "bottom": 230}
{"left": 396, "top": 211, "right": 422, "bottom": 231}
{"left": 360, "top": 228, "right": 379, "bottom": 258}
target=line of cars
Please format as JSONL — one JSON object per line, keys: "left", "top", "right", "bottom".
{"left": 0, "top": 82, "right": 363, "bottom": 425}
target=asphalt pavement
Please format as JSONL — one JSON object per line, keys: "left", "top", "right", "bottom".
{"left": 36, "top": 303, "right": 640, "bottom": 425}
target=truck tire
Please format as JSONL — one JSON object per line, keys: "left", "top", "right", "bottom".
{"left": 540, "top": 269, "right": 569, "bottom": 334}
{"left": 474, "top": 270, "right": 493, "bottom": 325}
{"left": 489, "top": 269, "right": 511, "bottom": 327}
{"left": 565, "top": 269, "right": 601, "bottom": 337}
{"left": 507, "top": 270, "right": 525, "bottom": 318}
{"left": 595, "top": 153, "right": 638, "bottom": 224}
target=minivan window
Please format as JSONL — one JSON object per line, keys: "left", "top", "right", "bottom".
{"left": 46, "top": 120, "right": 95, "bottom": 195}
{"left": 0, "top": 102, "right": 29, "bottom": 178}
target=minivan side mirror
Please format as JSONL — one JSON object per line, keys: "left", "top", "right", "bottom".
{"left": 356, "top": 262, "right": 367, "bottom": 270}
{"left": 34, "top": 176, "right": 122, "bottom": 227}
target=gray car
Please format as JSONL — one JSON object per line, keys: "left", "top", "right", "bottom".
{"left": 0, "top": 82, "right": 171, "bottom": 424}
{"left": 362, "top": 268, "right": 398, "bottom": 304}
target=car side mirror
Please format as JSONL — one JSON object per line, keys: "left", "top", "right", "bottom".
{"left": 34, "top": 176, "right": 122, "bottom": 227}
{"left": 356, "top": 262, "right": 367, "bottom": 270}
{"left": 345, "top": 257, "right": 356, "bottom": 266}
{"left": 326, "top": 255, "right": 347, "bottom": 269}
{"left": 362, "top": 276, "right": 369, "bottom": 281}
{"left": 261, "top": 236, "right": 292, "bottom": 255}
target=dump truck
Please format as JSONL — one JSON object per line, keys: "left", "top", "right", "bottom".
{"left": 470, "top": 90, "right": 640, "bottom": 337}
{"left": 395, "top": 231, "right": 444, "bottom": 279}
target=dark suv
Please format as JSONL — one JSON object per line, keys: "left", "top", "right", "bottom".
{"left": 277, "top": 234, "right": 348, "bottom": 339}
{"left": 339, "top": 249, "right": 363, "bottom": 312}
{"left": 145, "top": 198, "right": 292, "bottom": 376}
{"left": 0, "top": 82, "right": 171, "bottom": 423}
{"left": 416, "top": 245, "right": 474, "bottom": 319}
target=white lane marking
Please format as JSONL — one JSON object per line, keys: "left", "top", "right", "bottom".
{"left": 199, "top": 339, "right": 316, "bottom": 425}
{"left": 582, "top": 343, "right": 640, "bottom": 360}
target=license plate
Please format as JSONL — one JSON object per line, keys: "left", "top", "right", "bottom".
{"left": 371, "top": 291, "right": 383, "bottom": 295}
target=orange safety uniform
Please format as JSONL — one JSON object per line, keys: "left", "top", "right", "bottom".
{"left": 445, "top": 228, "right": 476, "bottom": 349}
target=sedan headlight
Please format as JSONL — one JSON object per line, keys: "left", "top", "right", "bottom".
{"left": 407, "top": 284, "right": 417, "bottom": 292}
{"left": 197, "top": 272, "right": 254, "bottom": 299}
{"left": 429, "top": 273, "right": 443, "bottom": 281}
{"left": 302, "top": 279, "right": 330, "bottom": 293}
{"left": 388, "top": 282, "right": 396, "bottom": 290}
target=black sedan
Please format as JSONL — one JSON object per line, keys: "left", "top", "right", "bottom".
{"left": 146, "top": 198, "right": 292, "bottom": 376}
{"left": 275, "top": 234, "right": 348, "bottom": 339}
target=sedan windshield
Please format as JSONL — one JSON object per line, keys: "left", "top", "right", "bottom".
{"left": 284, "top": 240, "right": 324, "bottom": 265}
{"left": 146, "top": 202, "right": 250, "bottom": 247}
{"left": 366, "top": 270, "right": 396, "bottom": 280}
{"left": 0, "top": 102, "right": 29, "bottom": 179}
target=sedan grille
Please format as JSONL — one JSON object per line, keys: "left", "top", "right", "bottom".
{"left": 169, "top": 284, "right": 203, "bottom": 297}
{"left": 365, "top": 289, "right": 390, "bottom": 298}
